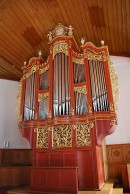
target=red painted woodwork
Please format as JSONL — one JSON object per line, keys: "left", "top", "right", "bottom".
{"left": 18, "top": 25, "right": 117, "bottom": 193}
{"left": 77, "top": 150, "right": 94, "bottom": 188}
{"left": 30, "top": 167, "right": 78, "bottom": 193}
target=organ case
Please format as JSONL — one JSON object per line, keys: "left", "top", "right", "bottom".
{"left": 16, "top": 23, "right": 118, "bottom": 193}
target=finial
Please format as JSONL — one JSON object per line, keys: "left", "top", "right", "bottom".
{"left": 23, "top": 61, "right": 27, "bottom": 66}
{"left": 81, "top": 38, "right": 85, "bottom": 45}
{"left": 38, "top": 50, "right": 42, "bottom": 57}
{"left": 68, "top": 25, "right": 73, "bottom": 36}
{"left": 47, "top": 31, "right": 53, "bottom": 42}
{"left": 101, "top": 40, "right": 105, "bottom": 46}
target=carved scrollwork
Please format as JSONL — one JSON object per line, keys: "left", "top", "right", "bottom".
{"left": 40, "top": 64, "right": 49, "bottom": 74}
{"left": 74, "top": 86, "right": 87, "bottom": 94}
{"left": 89, "top": 105, "right": 92, "bottom": 113}
{"left": 108, "top": 59, "right": 119, "bottom": 111}
{"left": 73, "top": 58, "right": 84, "bottom": 65}
{"left": 53, "top": 41, "right": 68, "bottom": 59}
{"left": 110, "top": 119, "right": 116, "bottom": 126}
{"left": 52, "top": 125, "right": 72, "bottom": 148}
{"left": 110, "top": 103, "right": 114, "bottom": 111}
{"left": 16, "top": 79, "right": 22, "bottom": 122}
{"left": 38, "top": 93, "right": 49, "bottom": 102}
{"left": 76, "top": 123, "right": 91, "bottom": 146}
{"left": 35, "top": 128, "right": 49, "bottom": 148}
{"left": 87, "top": 51, "right": 108, "bottom": 61}
{"left": 23, "top": 65, "right": 37, "bottom": 79}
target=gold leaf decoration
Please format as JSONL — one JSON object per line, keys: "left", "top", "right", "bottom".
{"left": 74, "top": 86, "right": 87, "bottom": 94}
{"left": 38, "top": 93, "right": 49, "bottom": 102}
{"left": 73, "top": 58, "right": 84, "bottom": 65}
{"left": 87, "top": 51, "right": 108, "bottom": 61}
{"left": 40, "top": 64, "right": 49, "bottom": 74}
{"left": 52, "top": 125, "right": 72, "bottom": 148}
{"left": 53, "top": 41, "right": 68, "bottom": 59}
{"left": 108, "top": 59, "right": 119, "bottom": 111}
{"left": 36, "top": 128, "right": 48, "bottom": 148}
{"left": 24, "top": 65, "right": 37, "bottom": 79}
{"left": 76, "top": 123, "right": 91, "bottom": 146}
{"left": 16, "top": 79, "right": 22, "bottom": 121}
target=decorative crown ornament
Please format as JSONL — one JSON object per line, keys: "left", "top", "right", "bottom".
{"left": 47, "top": 23, "right": 74, "bottom": 42}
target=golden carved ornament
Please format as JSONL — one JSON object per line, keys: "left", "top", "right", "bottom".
{"left": 87, "top": 51, "right": 108, "bottom": 61}
{"left": 110, "top": 103, "right": 114, "bottom": 111}
{"left": 48, "top": 111, "right": 52, "bottom": 119}
{"left": 74, "top": 85, "right": 87, "bottom": 94}
{"left": 108, "top": 59, "right": 119, "bottom": 111}
{"left": 40, "top": 64, "right": 49, "bottom": 74}
{"left": 35, "top": 128, "right": 49, "bottom": 148}
{"left": 53, "top": 41, "right": 68, "bottom": 59}
{"left": 76, "top": 123, "right": 91, "bottom": 146}
{"left": 73, "top": 58, "right": 84, "bottom": 65}
{"left": 71, "top": 107, "right": 75, "bottom": 116}
{"left": 23, "top": 65, "right": 37, "bottom": 79}
{"left": 19, "top": 128, "right": 22, "bottom": 134}
{"left": 16, "top": 79, "right": 22, "bottom": 121}
{"left": 110, "top": 119, "right": 117, "bottom": 126}
{"left": 89, "top": 122, "right": 94, "bottom": 128}
{"left": 38, "top": 93, "right": 49, "bottom": 102}
{"left": 34, "top": 113, "right": 37, "bottom": 120}
{"left": 89, "top": 105, "right": 93, "bottom": 113}
{"left": 52, "top": 125, "right": 72, "bottom": 148}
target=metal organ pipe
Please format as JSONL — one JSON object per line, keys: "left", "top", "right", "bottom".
{"left": 88, "top": 60, "right": 109, "bottom": 112}
{"left": 100, "top": 62, "right": 109, "bottom": 111}
{"left": 24, "top": 73, "right": 36, "bottom": 120}
{"left": 53, "top": 53, "right": 70, "bottom": 116}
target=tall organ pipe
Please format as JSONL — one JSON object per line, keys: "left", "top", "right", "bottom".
{"left": 88, "top": 60, "right": 109, "bottom": 112}
{"left": 53, "top": 53, "right": 70, "bottom": 116}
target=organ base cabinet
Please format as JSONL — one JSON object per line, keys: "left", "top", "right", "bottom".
{"left": 31, "top": 167, "right": 78, "bottom": 193}
{"left": 17, "top": 23, "right": 118, "bottom": 193}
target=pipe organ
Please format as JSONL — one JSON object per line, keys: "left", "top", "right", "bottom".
{"left": 17, "top": 23, "right": 118, "bottom": 193}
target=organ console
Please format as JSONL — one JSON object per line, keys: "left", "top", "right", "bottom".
{"left": 16, "top": 23, "right": 119, "bottom": 193}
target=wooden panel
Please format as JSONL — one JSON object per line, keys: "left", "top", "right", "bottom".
{"left": 35, "top": 152, "right": 49, "bottom": 166}
{"left": 0, "top": 149, "right": 32, "bottom": 166}
{"left": 95, "top": 146, "right": 104, "bottom": 188}
{"left": 106, "top": 143, "right": 130, "bottom": 179}
{"left": 77, "top": 150, "right": 94, "bottom": 188}
{"left": 50, "top": 152, "right": 62, "bottom": 166}
{"left": 0, "top": 149, "right": 32, "bottom": 187}
{"left": 122, "top": 164, "right": 129, "bottom": 192}
{"left": 0, "top": 166, "right": 31, "bottom": 187}
{"left": 127, "top": 164, "right": 130, "bottom": 190}
{"left": 30, "top": 167, "right": 78, "bottom": 193}
{"left": 63, "top": 152, "right": 77, "bottom": 166}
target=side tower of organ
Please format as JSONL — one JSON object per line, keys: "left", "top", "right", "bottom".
{"left": 16, "top": 23, "right": 119, "bottom": 193}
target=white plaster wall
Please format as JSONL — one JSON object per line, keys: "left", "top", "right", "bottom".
{"left": 0, "top": 79, "right": 30, "bottom": 148}
{"left": 105, "top": 56, "right": 130, "bottom": 144}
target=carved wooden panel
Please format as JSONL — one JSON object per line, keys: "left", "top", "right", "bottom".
{"left": 107, "top": 144, "right": 130, "bottom": 163}
{"left": 0, "top": 149, "right": 32, "bottom": 166}
{"left": 106, "top": 144, "right": 130, "bottom": 179}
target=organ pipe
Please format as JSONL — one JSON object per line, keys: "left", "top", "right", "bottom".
{"left": 17, "top": 24, "right": 118, "bottom": 127}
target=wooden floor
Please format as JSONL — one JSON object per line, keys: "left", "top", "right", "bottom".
{"left": 7, "top": 181, "right": 124, "bottom": 194}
